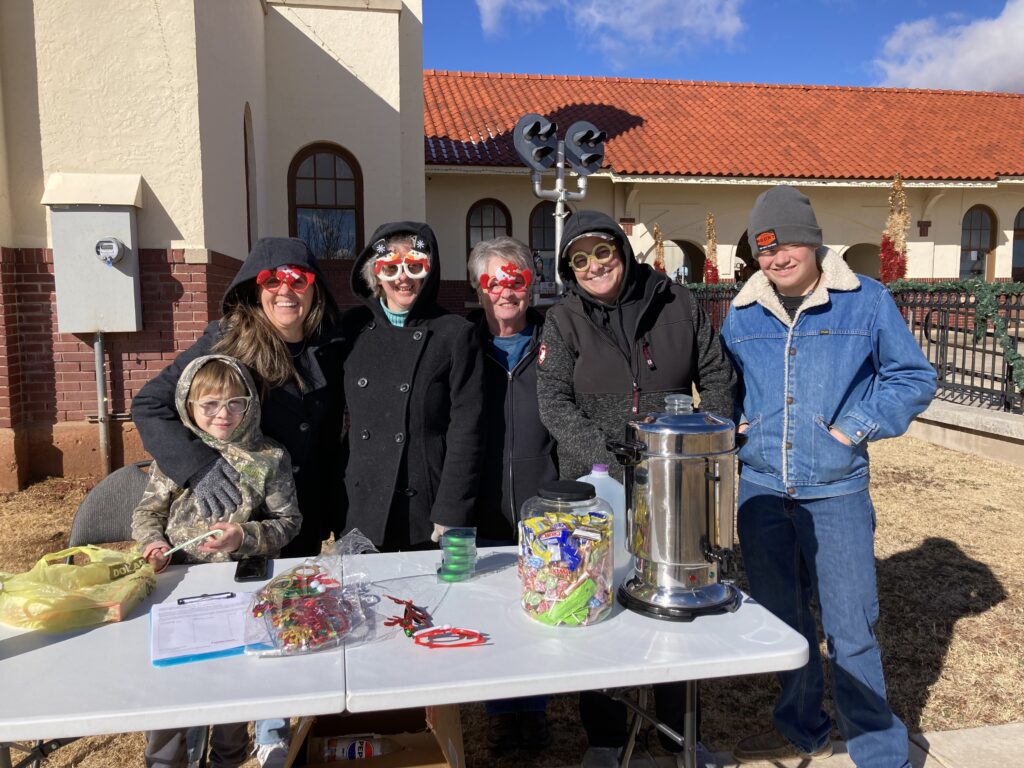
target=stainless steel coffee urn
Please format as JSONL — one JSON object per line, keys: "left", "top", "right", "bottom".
{"left": 608, "top": 402, "right": 742, "bottom": 621}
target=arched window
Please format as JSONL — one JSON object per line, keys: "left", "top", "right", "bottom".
{"left": 1013, "top": 208, "right": 1024, "bottom": 282}
{"left": 288, "top": 142, "right": 363, "bottom": 259}
{"left": 960, "top": 206, "right": 996, "bottom": 280}
{"left": 243, "top": 104, "right": 258, "bottom": 252}
{"left": 529, "top": 201, "right": 557, "bottom": 292}
{"left": 466, "top": 199, "right": 511, "bottom": 253}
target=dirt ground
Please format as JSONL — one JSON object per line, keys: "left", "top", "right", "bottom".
{"left": 0, "top": 434, "right": 1021, "bottom": 767}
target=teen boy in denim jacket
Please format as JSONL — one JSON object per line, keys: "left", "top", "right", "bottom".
{"left": 721, "top": 186, "right": 936, "bottom": 768}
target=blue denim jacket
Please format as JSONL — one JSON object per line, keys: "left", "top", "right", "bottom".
{"left": 721, "top": 250, "right": 936, "bottom": 498}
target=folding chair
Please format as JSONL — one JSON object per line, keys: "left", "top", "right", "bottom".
{"left": 67, "top": 460, "right": 153, "bottom": 550}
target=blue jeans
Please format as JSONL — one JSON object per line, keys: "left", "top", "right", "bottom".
{"left": 737, "top": 480, "right": 910, "bottom": 768}
{"left": 255, "top": 718, "right": 288, "bottom": 746}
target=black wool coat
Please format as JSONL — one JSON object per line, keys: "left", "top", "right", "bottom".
{"left": 469, "top": 308, "right": 558, "bottom": 541}
{"left": 132, "top": 238, "right": 347, "bottom": 558}
{"left": 340, "top": 221, "right": 484, "bottom": 549}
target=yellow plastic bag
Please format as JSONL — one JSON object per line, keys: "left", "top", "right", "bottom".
{"left": 0, "top": 545, "right": 155, "bottom": 632}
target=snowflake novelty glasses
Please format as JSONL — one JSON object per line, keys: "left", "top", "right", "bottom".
{"left": 373, "top": 251, "right": 430, "bottom": 282}
{"left": 479, "top": 263, "right": 533, "bottom": 295}
{"left": 256, "top": 265, "right": 316, "bottom": 294}
{"left": 189, "top": 396, "right": 252, "bottom": 418}
{"left": 569, "top": 243, "right": 617, "bottom": 272}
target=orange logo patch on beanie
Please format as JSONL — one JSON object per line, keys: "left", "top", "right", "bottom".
{"left": 755, "top": 229, "right": 779, "bottom": 252}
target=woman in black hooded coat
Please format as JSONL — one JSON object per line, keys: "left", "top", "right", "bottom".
{"left": 340, "top": 221, "right": 484, "bottom": 551}
{"left": 132, "top": 237, "right": 347, "bottom": 559}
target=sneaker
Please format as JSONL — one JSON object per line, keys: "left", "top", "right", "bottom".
{"left": 518, "top": 710, "right": 551, "bottom": 749}
{"left": 580, "top": 746, "right": 622, "bottom": 768}
{"left": 487, "top": 713, "right": 520, "bottom": 753}
{"left": 733, "top": 729, "right": 832, "bottom": 763}
{"left": 256, "top": 740, "right": 290, "bottom": 768}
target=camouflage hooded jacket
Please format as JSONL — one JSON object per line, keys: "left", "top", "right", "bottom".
{"left": 131, "top": 354, "right": 301, "bottom": 562}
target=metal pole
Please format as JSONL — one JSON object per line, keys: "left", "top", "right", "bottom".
{"left": 683, "top": 679, "right": 698, "bottom": 768}
{"left": 554, "top": 140, "right": 566, "bottom": 293}
{"left": 94, "top": 331, "right": 111, "bottom": 477}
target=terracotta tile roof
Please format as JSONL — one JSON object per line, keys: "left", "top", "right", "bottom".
{"left": 423, "top": 70, "right": 1024, "bottom": 181}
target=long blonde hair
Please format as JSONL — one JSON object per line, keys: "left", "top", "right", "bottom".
{"left": 214, "top": 280, "right": 331, "bottom": 390}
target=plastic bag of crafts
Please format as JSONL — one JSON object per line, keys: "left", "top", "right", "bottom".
{"left": 518, "top": 512, "right": 613, "bottom": 626}
{"left": 244, "top": 530, "right": 378, "bottom": 656}
{"left": 0, "top": 545, "right": 155, "bottom": 632}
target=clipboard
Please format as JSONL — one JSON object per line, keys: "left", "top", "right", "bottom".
{"left": 150, "top": 592, "right": 255, "bottom": 667}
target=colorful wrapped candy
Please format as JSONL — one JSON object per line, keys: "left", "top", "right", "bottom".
{"left": 518, "top": 498, "right": 614, "bottom": 627}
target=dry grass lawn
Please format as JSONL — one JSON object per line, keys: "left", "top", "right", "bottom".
{"left": 0, "top": 435, "right": 1021, "bottom": 767}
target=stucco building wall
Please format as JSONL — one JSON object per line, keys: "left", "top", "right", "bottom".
{"left": 264, "top": 1, "right": 425, "bottom": 242}
{"left": 426, "top": 173, "right": 1024, "bottom": 282}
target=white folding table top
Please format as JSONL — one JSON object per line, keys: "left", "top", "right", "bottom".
{"left": 343, "top": 548, "right": 808, "bottom": 712}
{"left": 0, "top": 558, "right": 345, "bottom": 741}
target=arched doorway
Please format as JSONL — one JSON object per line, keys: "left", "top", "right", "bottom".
{"left": 960, "top": 205, "right": 996, "bottom": 281}
{"left": 672, "top": 240, "right": 705, "bottom": 283}
{"left": 844, "top": 243, "right": 881, "bottom": 279}
{"left": 734, "top": 232, "right": 756, "bottom": 282}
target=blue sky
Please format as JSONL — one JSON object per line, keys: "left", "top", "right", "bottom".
{"left": 423, "top": 0, "right": 1024, "bottom": 92}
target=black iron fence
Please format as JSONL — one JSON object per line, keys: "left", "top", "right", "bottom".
{"left": 688, "top": 283, "right": 1024, "bottom": 413}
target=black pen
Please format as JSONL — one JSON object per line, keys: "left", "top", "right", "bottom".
{"left": 177, "top": 591, "right": 236, "bottom": 605}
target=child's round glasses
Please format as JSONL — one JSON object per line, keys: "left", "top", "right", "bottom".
{"left": 190, "top": 396, "right": 252, "bottom": 417}
{"left": 256, "top": 265, "right": 316, "bottom": 294}
{"left": 373, "top": 252, "right": 430, "bottom": 282}
{"left": 569, "top": 243, "right": 617, "bottom": 272}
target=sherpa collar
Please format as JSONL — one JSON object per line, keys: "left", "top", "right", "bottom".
{"left": 733, "top": 248, "right": 861, "bottom": 326}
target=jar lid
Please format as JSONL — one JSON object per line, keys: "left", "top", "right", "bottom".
{"left": 538, "top": 480, "right": 596, "bottom": 501}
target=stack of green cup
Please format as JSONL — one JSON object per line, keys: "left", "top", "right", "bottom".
{"left": 437, "top": 528, "right": 477, "bottom": 582}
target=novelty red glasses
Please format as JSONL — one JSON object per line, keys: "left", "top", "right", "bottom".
{"left": 373, "top": 253, "right": 430, "bottom": 282}
{"left": 256, "top": 265, "right": 316, "bottom": 294}
{"left": 479, "top": 263, "right": 533, "bottom": 295}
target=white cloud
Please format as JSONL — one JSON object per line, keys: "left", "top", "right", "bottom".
{"left": 475, "top": 0, "right": 549, "bottom": 36}
{"left": 875, "top": 0, "right": 1024, "bottom": 92}
{"left": 474, "top": 0, "right": 744, "bottom": 66}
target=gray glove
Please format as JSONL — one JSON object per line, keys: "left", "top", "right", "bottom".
{"left": 189, "top": 457, "right": 242, "bottom": 520}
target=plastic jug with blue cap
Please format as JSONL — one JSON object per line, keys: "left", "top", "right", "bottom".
{"left": 576, "top": 463, "right": 629, "bottom": 581}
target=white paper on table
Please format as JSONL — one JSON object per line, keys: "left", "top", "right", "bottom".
{"left": 150, "top": 592, "right": 257, "bottom": 665}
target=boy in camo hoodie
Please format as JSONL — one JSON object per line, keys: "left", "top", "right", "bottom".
{"left": 132, "top": 354, "right": 301, "bottom": 570}
{"left": 132, "top": 354, "right": 301, "bottom": 768}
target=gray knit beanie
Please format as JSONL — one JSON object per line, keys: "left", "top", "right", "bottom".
{"left": 747, "top": 186, "right": 822, "bottom": 254}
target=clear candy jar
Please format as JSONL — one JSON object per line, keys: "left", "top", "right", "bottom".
{"left": 517, "top": 481, "right": 614, "bottom": 626}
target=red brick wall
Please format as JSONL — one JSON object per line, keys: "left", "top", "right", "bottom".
{"left": 0, "top": 249, "right": 473, "bottom": 487}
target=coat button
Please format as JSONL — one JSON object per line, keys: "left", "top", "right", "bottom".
{"left": 293, "top": 465, "right": 301, "bottom": 474}
{"left": 367, "top": 321, "right": 376, "bottom": 330}
{"left": 357, "top": 377, "right": 368, "bottom": 387}
{"left": 399, "top": 383, "right": 409, "bottom": 392}
{"left": 856, "top": 430, "right": 864, "bottom": 437}
{"left": 394, "top": 432, "right": 405, "bottom": 443}
{"left": 786, "top": 441, "right": 793, "bottom": 449}
{"left": 787, "top": 486, "right": 796, "bottom": 495}
{"left": 299, "top": 422, "right": 310, "bottom": 432}
{"left": 413, "top": 331, "right": 423, "bottom": 340}
{"left": 789, "top": 348, "right": 796, "bottom": 356}
{"left": 360, "top": 430, "right": 370, "bottom": 440}
{"left": 786, "top": 396, "right": 794, "bottom": 405}
{"left": 398, "top": 488, "right": 417, "bottom": 497}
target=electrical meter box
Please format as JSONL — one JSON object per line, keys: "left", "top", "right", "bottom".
{"left": 41, "top": 173, "right": 144, "bottom": 333}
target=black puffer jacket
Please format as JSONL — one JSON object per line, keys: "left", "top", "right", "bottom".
{"left": 340, "top": 221, "right": 484, "bottom": 549}
{"left": 132, "top": 237, "right": 347, "bottom": 558}
{"left": 469, "top": 308, "right": 558, "bottom": 541}
{"left": 537, "top": 211, "right": 736, "bottom": 481}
